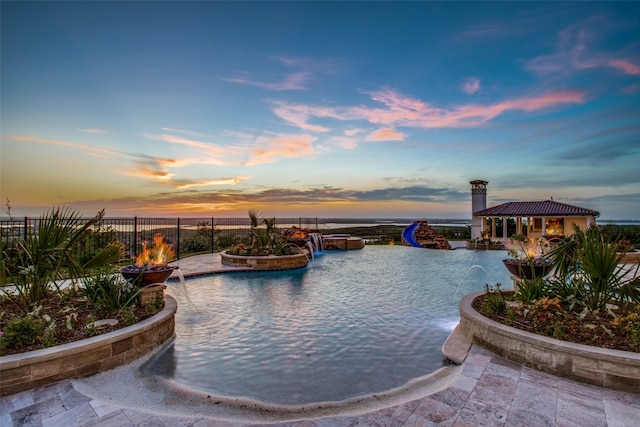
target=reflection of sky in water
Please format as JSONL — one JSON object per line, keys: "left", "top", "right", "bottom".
{"left": 152, "top": 246, "right": 510, "bottom": 405}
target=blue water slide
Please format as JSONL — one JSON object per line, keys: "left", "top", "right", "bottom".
{"left": 401, "top": 223, "right": 422, "bottom": 248}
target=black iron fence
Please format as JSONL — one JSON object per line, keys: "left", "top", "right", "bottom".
{"left": 0, "top": 217, "right": 321, "bottom": 262}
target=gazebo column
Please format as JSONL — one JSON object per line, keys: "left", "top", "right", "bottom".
{"left": 503, "top": 217, "right": 508, "bottom": 240}
{"left": 491, "top": 217, "right": 496, "bottom": 239}
{"left": 516, "top": 217, "right": 522, "bottom": 234}
{"left": 541, "top": 217, "right": 546, "bottom": 236}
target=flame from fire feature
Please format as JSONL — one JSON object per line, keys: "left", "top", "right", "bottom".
{"left": 135, "top": 233, "right": 175, "bottom": 267}
{"left": 290, "top": 230, "right": 308, "bottom": 239}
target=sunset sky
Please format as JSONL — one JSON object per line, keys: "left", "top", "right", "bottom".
{"left": 2, "top": 1, "right": 639, "bottom": 220}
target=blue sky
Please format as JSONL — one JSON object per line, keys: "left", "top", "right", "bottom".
{"left": 2, "top": 1, "right": 639, "bottom": 220}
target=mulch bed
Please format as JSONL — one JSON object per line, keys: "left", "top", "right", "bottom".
{"left": 472, "top": 294, "right": 639, "bottom": 353}
{"left": 1, "top": 293, "right": 160, "bottom": 356}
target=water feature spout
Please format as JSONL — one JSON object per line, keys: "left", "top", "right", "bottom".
{"left": 165, "top": 268, "right": 202, "bottom": 319}
{"left": 281, "top": 243, "right": 311, "bottom": 262}
{"left": 451, "top": 264, "right": 499, "bottom": 303}
{"left": 306, "top": 241, "right": 315, "bottom": 260}
{"left": 308, "top": 232, "right": 323, "bottom": 253}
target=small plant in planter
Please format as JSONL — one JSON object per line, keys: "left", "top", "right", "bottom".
{"left": 479, "top": 283, "right": 509, "bottom": 316}
{"left": 225, "top": 210, "right": 297, "bottom": 256}
{"left": 503, "top": 234, "right": 552, "bottom": 279}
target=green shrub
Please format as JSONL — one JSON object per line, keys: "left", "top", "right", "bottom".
{"left": 181, "top": 221, "right": 214, "bottom": 254}
{"left": 480, "top": 283, "right": 508, "bottom": 316}
{"left": 612, "top": 308, "right": 640, "bottom": 349}
{"left": 0, "top": 305, "right": 56, "bottom": 352}
{"left": 546, "top": 224, "right": 640, "bottom": 312}
{"left": 121, "top": 306, "right": 138, "bottom": 326}
{"left": 1, "top": 316, "right": 44, "bottom": 349}
{"left": 515, "top": 277, "right": 552, "bottom": 303}
{"left": 524, "top": 297, "right": 570, "bottom": 338}
{"left": 80, "top": 269, "right": 139, "bottom": 312}
{"left": 1, "top": 207, "right": 124, "bottom": 307}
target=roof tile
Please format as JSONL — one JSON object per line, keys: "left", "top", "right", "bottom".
{"left": 473, "top": 200, "right": 600, "bottom": 217}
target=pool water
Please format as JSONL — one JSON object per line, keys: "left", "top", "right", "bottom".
{"left": 147, "top": 245, "right": 510, "bottom": 405}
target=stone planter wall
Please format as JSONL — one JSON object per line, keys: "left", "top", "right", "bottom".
{"left": 220, "top": 251, "right": 309, "bottom": 271}
{"left": 0, "top": 296, "right": 177, "bottom": 397}
{"left": 465, "top": 241, "right": 504, "bottom": 250}
{"left": 459, "top": 291, "right": 640, "bottom": 392}
{"left": 323, "top": 236, "right": 365, "bottom": 250}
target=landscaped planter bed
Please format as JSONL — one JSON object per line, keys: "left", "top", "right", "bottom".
{"left": 458, "top": 291, "right": 640, "bottom": 393}
{"left": 0, "top": 296, "right": 177, "bottom": 396}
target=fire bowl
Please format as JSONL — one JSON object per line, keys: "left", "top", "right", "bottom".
{"left": 502, "top": 258, "right": 552, "bottom": 279}
{"left": 121, "top": 265, "right": 177, "bottom": 286}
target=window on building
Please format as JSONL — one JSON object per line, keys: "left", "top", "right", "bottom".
{"left": 545, "top": 218, "right": 564, "bottom": 236}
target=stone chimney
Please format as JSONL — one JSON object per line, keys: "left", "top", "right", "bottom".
{"left": 470, "top": 180, "right": 488, "bottom": 239}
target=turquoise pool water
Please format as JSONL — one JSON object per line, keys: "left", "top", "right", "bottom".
{"left": 147, "top": 245, "right": 510, "bottom": 405}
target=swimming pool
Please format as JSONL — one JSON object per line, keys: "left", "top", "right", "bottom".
{"left": 146, "top": 245, "right": 510, "bottom": 405}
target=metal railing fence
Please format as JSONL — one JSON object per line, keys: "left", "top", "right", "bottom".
{"left": 0, "top": 217, "right": 320, "bottom": 262}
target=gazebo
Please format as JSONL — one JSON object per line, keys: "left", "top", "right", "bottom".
{"left": 472, "top": 199, "right": 600, "bottom": 241}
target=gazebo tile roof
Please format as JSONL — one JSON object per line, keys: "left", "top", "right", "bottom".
{"left": 473, "top": 200, "right": 600, "bottom": 217}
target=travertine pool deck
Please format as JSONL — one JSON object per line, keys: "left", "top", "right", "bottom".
{"left": 2, "top": 253, "right": 639, "bottom": 426}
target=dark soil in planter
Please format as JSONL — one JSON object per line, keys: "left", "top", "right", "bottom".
{"left": 0, "top": 293, "right": 161, "bottom": 356}
{"left": 472, "top": 294, "right": 639, "bottom": 353}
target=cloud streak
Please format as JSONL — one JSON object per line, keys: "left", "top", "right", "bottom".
{"left": 77, "top": 128, "right": 109, "bottom": 134}
{"left": 143, "top": 130, "right": 318, "bottom": 167}
{"left": 272, "top": 89, "right": 586, "bottom": 132}
{"left": 68, "top": 184, "right": 471, "bottom": 216}
{"left": 4, "top": 135, "right": 250, "bottom": 190}
{"left": 524, "top": 19, "right": 640, "bottom": 76}
{"left": 223, "top": 71, "right": 312, "bottom": 91}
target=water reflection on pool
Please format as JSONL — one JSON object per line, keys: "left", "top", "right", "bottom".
{"left": 146, "top": 245, "right": 510, "bottom": 405}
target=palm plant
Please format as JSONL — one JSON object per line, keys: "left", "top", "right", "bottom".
{"left": 248, "top": 209, "right": 260, "bottom": 248}
{"left": 547, "top": 224, "right": 640, "bottom": 311}
{"left": 1, "top": 207, "right": 124, "bottom": 307}
{"left": 245, "top": 210, "right": 281, "bottom": 253}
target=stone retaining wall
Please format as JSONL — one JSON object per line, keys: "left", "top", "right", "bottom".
{"left": 220, "top": 251, "right": 309, "bottom": 270}
{"left": 459, "top": 291, "right": 640, "bottom": 393}
{"left": 0, "top": 296, "right": 177, "bottom": 396}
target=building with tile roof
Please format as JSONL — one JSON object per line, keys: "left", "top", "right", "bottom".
{"left": 469, "top": 181, "right": 600, "bottom": 240}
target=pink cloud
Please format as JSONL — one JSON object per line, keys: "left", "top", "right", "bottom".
{"left": 246, "top": 133, "right": 317, "bottom": 166}
{"left": 272, "top": 103, "right": 331, "bottom": 132}
{"left": 462, "top": 77, "right": 481, "bottom": 94}
{"left": 144, "top": 130, "right": 318, "bottom": 167}
{"left": 360, "top": 89, "right": 586, "bottom": 128}
{"left": 607, "top": 59, "right": 640, "bottom": 75}
{"left": 525, "top": 20, "right": 640, "bottom": 76}
{"left": 367, "top": 128, "right": 405, "bottom": 141}
{"left": 272, "top": 88, "right": 585, "bottom": 131}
